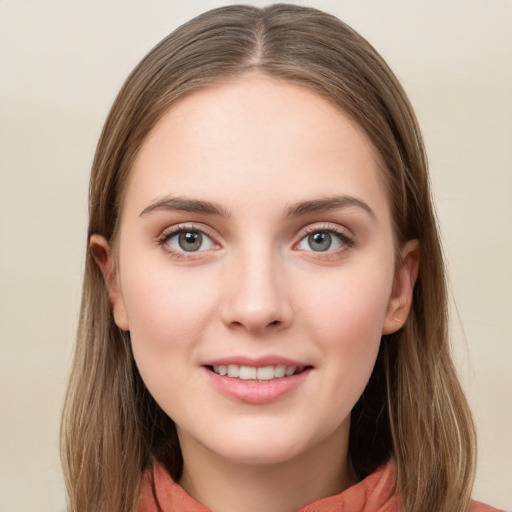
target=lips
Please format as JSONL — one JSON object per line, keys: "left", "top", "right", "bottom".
{"left": 202, "top": 357, "right": 313, "bottom": 403}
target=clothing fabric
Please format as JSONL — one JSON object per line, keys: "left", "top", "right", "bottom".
{"left": 138, "top": 460, "right": 502, "bottom": 512}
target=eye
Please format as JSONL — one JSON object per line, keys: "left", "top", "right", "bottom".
{"left": 162, "top": 228, "right": 216, "bottom": 253}
{"left": 296, "top": 229, "right": 352, "bottom": 252}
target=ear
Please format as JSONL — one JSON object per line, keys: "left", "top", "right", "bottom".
{"left": 89, "top": 234, "right": 130, "bottom": 331}
{"left": 382, "top": 239, "right": 420, "bottom": 334}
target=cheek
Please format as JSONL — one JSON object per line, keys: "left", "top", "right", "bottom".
{"left": 119, "top": 259, "right": 219, "bottom": 359}
{"left": 304, "top": 263, "right": 393, "bottom": 340}
{"left": 313, "top": 271, "right": 391, "bottom": 406}
{"left": 119, "top": 261, "right": 222, "bottom": 418}
{"left": 304, "top": 262, "right": 393, "bottom": 385}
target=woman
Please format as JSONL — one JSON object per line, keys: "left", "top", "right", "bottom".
{"left": 61, "top": 4, "right": 502, "bottom": 512}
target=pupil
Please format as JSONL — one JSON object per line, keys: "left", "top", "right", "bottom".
{"left": 309, "top": 232, "right": 331, "bottom": 252}
{"left": 179, "top": 231, "right": 202, "bottom": 251}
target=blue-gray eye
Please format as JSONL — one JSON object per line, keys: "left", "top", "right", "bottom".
{"left": 297, "top": 230, "right": 345, "bottom": 252}
{"left": 167, "top": 230, "right": 215, "bottom": 252}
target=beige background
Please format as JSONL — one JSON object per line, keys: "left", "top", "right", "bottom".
{"left": 1, "top": 1, "right": 510, "bottom": 511}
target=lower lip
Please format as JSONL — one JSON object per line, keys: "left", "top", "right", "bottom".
{"left": 203, "top": 367, "right": 312, "bottom": 404}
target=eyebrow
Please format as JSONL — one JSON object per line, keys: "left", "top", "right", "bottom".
{"left": 139, "top": 194, "right": 375, "bottom": 220}
{"left": 284, "top": 195, "right": 376, "bottom": 220}
{"left": 140, "top": 196, "right": 230, "bottom": 218}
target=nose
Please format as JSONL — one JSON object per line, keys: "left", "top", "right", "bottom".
{"left": 220, "top": 246, "right": 293, "bottom": 335}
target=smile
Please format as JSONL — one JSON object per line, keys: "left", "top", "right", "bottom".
{"left": 203, "top": 360, "right": 313, "bottom": 403}
{"left": 209, "top": 364, "right": 305, "bottom": 381}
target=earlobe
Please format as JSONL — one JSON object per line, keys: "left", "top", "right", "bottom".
{"left": 382, "top": 239, "right": 420, "bottom": 334}
{"left": 89, "top": 234, "right": 130, "bottom": 331}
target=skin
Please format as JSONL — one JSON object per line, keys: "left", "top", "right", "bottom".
{"left": 91, "top": 74, "right": 419, "bottom": 512}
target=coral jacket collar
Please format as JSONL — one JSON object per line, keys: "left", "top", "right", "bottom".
{"left": 138, "top": 460, "right": 398, "bottom": 512}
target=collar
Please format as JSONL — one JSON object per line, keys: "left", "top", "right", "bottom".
{"left": 138, "top": 460, "right": 398, "bottom": 512}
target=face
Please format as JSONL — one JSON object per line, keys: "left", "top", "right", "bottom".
{"left": 94, "top": 74, "right": 417, "bottom": 472}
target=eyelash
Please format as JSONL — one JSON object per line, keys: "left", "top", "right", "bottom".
{"left": 157, "top": 224, "right": 218, "bottom": 258}
{"left": 156, "top": 223, "right": 355, "bottom": 258}
{"left": 296, "top": 225, "right": 355, "bottom": 253}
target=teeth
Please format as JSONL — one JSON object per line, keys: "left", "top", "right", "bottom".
{"left": 256, "top": 366, "right": 275, "bottom": 380}
{"left": 274, "top": 365, "right": 286, "bottom": 378}
{"left": 285, "top": 366, "right": 296, "bottom": 376}
{"left": 227, "top": 364, "right": 239, "bottom": 378}
{"left": 239, "top": 366, "right": 257, "bottom": 380}
{"left": 212, "top": 364, "right": 301, "bottom": 380}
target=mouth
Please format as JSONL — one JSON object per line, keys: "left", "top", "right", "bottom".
{"left": 205, "top": 364, "right": 311, "bottom": 381}
{"left": 202, "top": 360, "right": 313, "bottom": 403}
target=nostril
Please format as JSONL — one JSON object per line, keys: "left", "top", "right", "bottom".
{"left": 228, "top": 319, "right": 281, "bottom": 330}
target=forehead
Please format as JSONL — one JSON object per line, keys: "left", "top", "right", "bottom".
{"left": 124, "top": 74, "right": 389, "bottom": 219}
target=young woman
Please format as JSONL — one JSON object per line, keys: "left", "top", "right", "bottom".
{"left": 61, "top": 4, "right": 503, "bottom": 512}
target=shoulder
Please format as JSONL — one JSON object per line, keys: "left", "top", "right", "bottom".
{"left": 138, "top": 466, "right": 158, "bottom": 512}
{"left": 138, "top": 463, "right": 209, "bottom": 512}
{"left": 470, "top": 500, "right": 507, "bottom": 512}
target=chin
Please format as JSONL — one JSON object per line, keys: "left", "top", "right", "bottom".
{"left": 190, "top": 419, "right": 344, "bottom": 468}
{"left": 213, "top": 439, "right": 307, "bottom": 466}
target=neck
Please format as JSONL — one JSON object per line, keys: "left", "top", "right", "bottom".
{"left": 178, "top": 425, "right": 356, "bottom": 512}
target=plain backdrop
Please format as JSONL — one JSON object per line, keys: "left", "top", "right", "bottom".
{"left": 0, "top": 1, "right": 511, "bottom": 511}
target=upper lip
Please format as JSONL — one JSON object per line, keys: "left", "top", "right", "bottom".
{"left": 202, "top": 355, "right": 311, "bottom": 368}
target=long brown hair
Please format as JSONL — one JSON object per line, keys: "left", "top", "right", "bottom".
{"left": 61, "top": 4, "right": 476, "bottom": 511}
